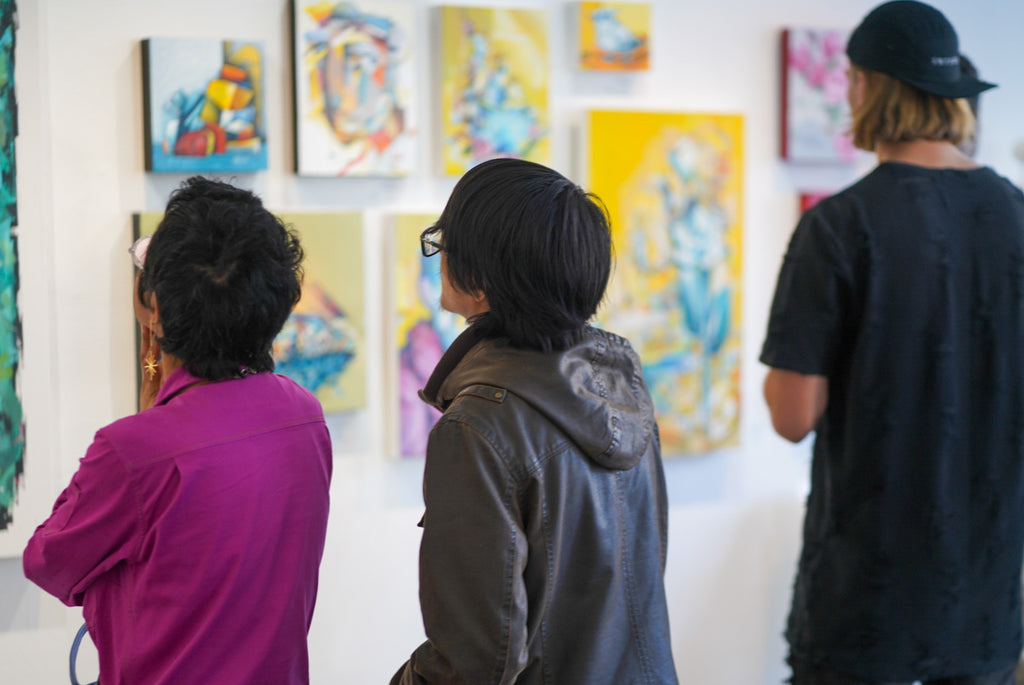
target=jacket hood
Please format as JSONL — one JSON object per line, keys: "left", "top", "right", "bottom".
{"left": 423, "top": 325, "right": 656, "bottom": 471}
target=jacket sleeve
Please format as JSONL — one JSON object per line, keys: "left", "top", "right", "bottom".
{"left": 23, "top": 432, "right": 141, "bottom": 607}
{"left": 393, "top": 414, "right": 529, "bottom": 685}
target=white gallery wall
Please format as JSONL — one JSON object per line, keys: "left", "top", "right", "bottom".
{"left": 3, "top": 0, "right": 1024, "bottom": 682}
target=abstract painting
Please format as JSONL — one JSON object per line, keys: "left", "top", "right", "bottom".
{"left": 393, "top": 213, "right": 465, "bottom": 457}
{"left": 292, "top": 0, "right": 416, "bottom": 177}
{"left": 133, "top": 212, "right": 366, "bottom": 414}
{"left": 780, "top": 28, "right": 856, "bottom": 162}
{"left": 578, "top": 2, "right": 650, "bottom": 71}
{"left": 0, "top": 0, "right": 22, "bottom": 535}
{"left": 440, "top": 5, "right": 550, "bottom": 175}
{"left": 589, "top": 110, "right": 743, "bottom": 456}
{"left": 142, "top": 38, "right": 268, "bottom": 173}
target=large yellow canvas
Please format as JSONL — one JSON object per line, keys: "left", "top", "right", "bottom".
{"left": 439, "top": 6, "right": 550, "bottom": 175}
{"left": 393, "top": 213, "right": 466, "bottom": 456}
{"left": 133, "top": 211, "right": 366, "bottom": 414}
{"left": 589, "top": 110, "right": 743, "bottom": 456}
{"left": 578, "top": 2, "right": 650, "bottom": 71}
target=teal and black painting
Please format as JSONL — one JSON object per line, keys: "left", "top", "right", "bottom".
{"left": 0, "top": 0, "right": 23, "bottom": 531}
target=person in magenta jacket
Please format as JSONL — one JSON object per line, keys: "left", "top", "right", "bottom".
{"left": 24, "top": 177, "right": 333, "bottom": 684}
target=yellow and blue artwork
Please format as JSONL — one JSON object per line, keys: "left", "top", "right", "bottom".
{"left": 293, "top": 0, "right": 416, "bottom": 176}
{"left": 142, "top": 38, "right": 267, "bottom": 173}
{"left": 133, "top": 212, "right": 366, "bottom": 414}
{"left": 578, "top": 1, "right": 650, "bottom": 71}
{"left": 393, "top": 214, "right": 465, "bottom": 457}
{"left": 0, "top": 0, "right": 22, "bottom": 532}
{"left": 440, "top": 5, "right": 550, "bottom": 175}
{"left": 589, "top": 110, "right": 743, "bottom": 456}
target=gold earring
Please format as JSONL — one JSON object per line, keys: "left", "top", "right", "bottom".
{"left": 143, "top": 328, "right": 159, "bottom": 380}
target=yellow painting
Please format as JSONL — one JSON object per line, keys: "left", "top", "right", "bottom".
{"left": 588, "top": 111, "right": 743, "bottom": 456}
{"left": 579, "top": 2, "right": 650, "bottom": 71}
{"left": 133, "top": 211, "right": 366, "bottom": 414}
{"left": 393, "top": 214, "right": 466, "bottom": 456}
{"left": 439, "top": 5, "right": 550, "bottom": 175}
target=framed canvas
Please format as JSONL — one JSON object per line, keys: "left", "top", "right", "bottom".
{"left": 291, "top": 1, "right": 417, "bottom": 177}
{"left": 142, "top": 37, "right": 268, "bottom": 173}
{"left": 439, "top": 5, "right": 550, "bottom": 175}
{"left": 578, "top": 1, "right": 650, "bottom": 71}
{"left": 780, "top": 28, "right": 857, "bottom": 163}
{"left": 0, "top": 0, "right": 25, "bottom": 555}
{"left": 589, "top": 110, "right": 743, "bottom": 457}
{"left": 391, "top": 213, "right": 465, "bottom": 457}
{"left": 133, "top": 212, "right": 366, "bottom": 415}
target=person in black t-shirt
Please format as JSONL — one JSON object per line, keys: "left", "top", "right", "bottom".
{"left": 762, "top": 2, "right": 1024, "bottom": 684}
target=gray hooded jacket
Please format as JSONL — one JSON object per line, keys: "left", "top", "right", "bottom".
{"left": 392, "top": 325, "right": 678, "bottom": 685}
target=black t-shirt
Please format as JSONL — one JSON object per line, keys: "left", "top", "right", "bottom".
{"left": 762, "top": 162, "right": 1024, "bottom": 681}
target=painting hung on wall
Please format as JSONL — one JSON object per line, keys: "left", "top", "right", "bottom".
{"left": 134, "top": 212, "right": 366, "bottom": 414}
{"left": 142, "top": 38, "right": 268, "bottom": 173}
{"left": 0, "top": 0, "right": 24, "bottom": 543}
{"left": 440, "top": 5, "right": 550, "bottom": 175}
{"left": 589, "top": 110, "right": 743, "bottom": 456}
{"left": 578, "top": 1, "right": 650, "bottom": 71}
{"left": 780, "top": 28, "right": 857, "bottom": 163}
{"left": 392, "top": 213, "right": 465, "bottom": 457}
{"left": 292, "top": 0, "right": 416, "bottom": 177}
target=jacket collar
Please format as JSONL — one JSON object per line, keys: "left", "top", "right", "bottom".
{"left": 419, "top": 323, "right": 488, "bottom": 411}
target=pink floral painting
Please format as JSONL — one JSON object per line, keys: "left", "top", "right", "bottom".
{"left": 780, "top": 28, "right": 856, "bottom": 163}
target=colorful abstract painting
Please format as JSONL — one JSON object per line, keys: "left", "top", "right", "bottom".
{"left": 780, "top": 28, "right": 856, "bottom": 162}
{"left": 292, "top": 0, "right": 416, "bottom": 177}
{"left": 578, "top": 2, "right": 650, "bottom": 71}
{"left": 440, "top": 5, "right": 550, "bottom": 175}
{"left": 142, "top": 38, "right": 268, "bottom": 173}
{"left": 0, "top": 0, "right": 21, "bottom": 533}
{"left": 393, "top": 213, "right": 465, "bottom": 457}
{"left": 589, "top": 110, "right": 743, "bottom": 456}
{"left": 134, "top": 212, "right": 365, "bottom": 414}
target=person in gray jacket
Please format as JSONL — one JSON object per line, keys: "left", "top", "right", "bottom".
{"left": 391, "top": 158, "right": 678, "bottom": 685}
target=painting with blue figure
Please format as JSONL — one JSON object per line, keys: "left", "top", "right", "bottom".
{"left": 142, "top": 38, "right": 268, "bottom": 173}
{"left": 590, "top": 110, "right": 742, "bottom": 456}
{"left": 0, "top": 0, "right": 22, "bottom": 530}
{"left": 441, "top": 6, "right": 550, "bottom": 174}
{"left": 579, "top": 2, "right": 650, "bottom": 71}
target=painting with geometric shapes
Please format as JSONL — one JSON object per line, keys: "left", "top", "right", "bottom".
{"left": 0, "top": 0, "right": 22, "bottom": 535}
{"left": 578, "top": 1, "right": 650, "bottom": 71}
{"left": 589, "top": 110, "right": 743, "bottom": 456}
{"left": 292, "top": 0, "right": 416, "bottom": 176}
{"left": 392, "top": 213, "right": 465, "bottom": 457}
{"left": 439, "top": 5, "right": 549, "bottom": 175}
{"left": 134, "top": 212, "right": 366, "bottom": 414}
{"left": 142, "top": 38, "right": 268, "bottom": 173}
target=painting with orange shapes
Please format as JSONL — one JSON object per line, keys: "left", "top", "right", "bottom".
{"left": 589, "top": 110, "right": 743, "bottom": 456}
{"left": 578, "top": 2, "right": 650, "bottom": 71}
{"left": 292, "top": 0, "right": 416, "bottom": 176}
{"left": 142, "top": 38, "right": 267, "bottom": 173}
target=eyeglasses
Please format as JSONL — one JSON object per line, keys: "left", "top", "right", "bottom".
{"left": 420, "top": 237, "right": 443, "bottom": 258}
{"left": 129, "top": 235, "right": 152, "bottom": 270}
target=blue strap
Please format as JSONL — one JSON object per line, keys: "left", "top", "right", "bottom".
{"left": 70, "top": 622, "right": 98, "bottom": 685}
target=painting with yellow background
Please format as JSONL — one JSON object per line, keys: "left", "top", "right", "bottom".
{"left": 578, "top": 2, "right": 650, "bottom": 71}
{"left": 589, "top": 110, "right": 743, "bottom": 456}
{"left": 439, "top": 6, "right": 550, "bottom": 175}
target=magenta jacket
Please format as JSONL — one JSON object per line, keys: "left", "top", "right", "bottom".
{"left": 24, "top": 367, "right": 332, "bottom": 684}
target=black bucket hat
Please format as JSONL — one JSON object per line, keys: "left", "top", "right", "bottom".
{"left": 846, "top": 0, "right": 996, "bottom": 98}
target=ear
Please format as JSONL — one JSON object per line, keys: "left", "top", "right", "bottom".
{"left": 149, "top": 295, "right": 164, "bottom": 337}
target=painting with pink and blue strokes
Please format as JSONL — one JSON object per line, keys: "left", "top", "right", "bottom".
{"left": 142, "top": 38, "right": 268, "bottom": 173}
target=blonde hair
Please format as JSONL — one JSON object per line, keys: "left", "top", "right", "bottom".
{"left": 849, "top": 67, "right": 976, "bottom": 152}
